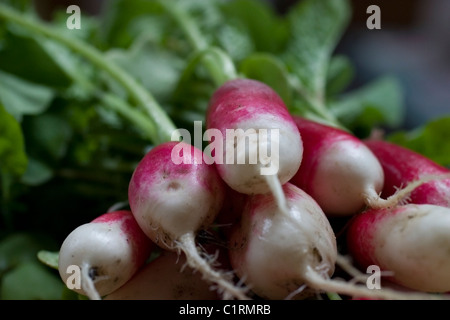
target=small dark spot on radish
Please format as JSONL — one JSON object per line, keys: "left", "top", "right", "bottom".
{"left": 116, "top": 258, "right": 122, "bottom": 264}
{"left": 312, "top": 246, "right": 323, "bottom": 264}
{"left": 167, "top": 181, "right": 180, "bottom": 191}
{"left": 236, "top": 104, "right": 245, "bottom": 111}
{"left": 89, "top": 267, "right": 99, "bottom": 280}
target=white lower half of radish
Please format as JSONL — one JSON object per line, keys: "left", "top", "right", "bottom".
{"left": 369, "top": 204, "right": 450, "bottom": 292}
{"left": 58, "top": 222, "right": 143, "bottom": 299}
{"left": 131, "top": 178, "right": 220, "bottom": 250}
{"left": 127, "top": 141, "right": 248, "bottom": 300}
{"left": 213, "top": 117, "right": 303, "bottom": 195}
{"left": 228, "top": 183, "right": 337, "bottom": 300}
{"left": 308, "top": 139, "right": 384, "bottom": 216}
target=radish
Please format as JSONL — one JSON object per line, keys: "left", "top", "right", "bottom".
{"left": 228, "top": 182, "right": 337, "bottom": 300}
{"left": 289, "top": 116, "right": 397, "bottom": 216}
{"left": 128, "top": 141, "right": 248, "bottom": 300}
{"left": 205, "top": 78, "right": 303, "bottom": 215}
{"left": 346, "top": 203, "right": 450, "bottom": 293}
{"left": 58, "top": 210, "right": 154, "bottom": 300}
{"left": 104, "top": 250, "right": 220, "bottom": 300}
{"left": 228, "top": 182, "right": 442, "bottom": 300}
{"left": 364, "top": 139, "right": 450, "bottom": 207}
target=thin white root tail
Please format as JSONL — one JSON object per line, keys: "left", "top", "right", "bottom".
{"left": 335, "top": 254, "right": 372, "bottom": 283}
{"left": 81, "top": 263, "right": 102, "bottom": 300}
{"left": 304, "top": 266, "right": 448, "bottom": 300}
{"left": 264, "top": 174, "right": 290, "bottom": 216}
{"left": 364, "top": 172, "right": 450, "bottom": 209}
{"left": 178, "top": 233, "right": 251, "bottom": 300}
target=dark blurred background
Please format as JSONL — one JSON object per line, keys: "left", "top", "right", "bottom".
{"left": 33, "top": 0, "right": 450, "bottom": 129}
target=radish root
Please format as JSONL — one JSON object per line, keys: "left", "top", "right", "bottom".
{"left": 81, "top": 263, "right": 102, "bottom": 300}
{"left": 176, "top": 233, "right": 251, "bottom": 300}
{"left": 294, "top": 253, "right": 450, "bottom": 300}
{"left": 303, "top": 265, "right": 449, "bottom": 300}
{"left": 364, "top": 172, "right": 450, "bottom": 209}
{"left": 264, "top": 174, "right": 290, "bottom": 216}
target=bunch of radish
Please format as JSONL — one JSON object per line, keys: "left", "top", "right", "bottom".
{"left": 56, "top": 78, "right": 450, "bottom": 300}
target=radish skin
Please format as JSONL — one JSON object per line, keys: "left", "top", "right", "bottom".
{"left": 128, "top": 141, "right": 248, "bottom": 300}
{"left": 228, "top": 183, "right": 443, "bottom": 300}
{"left": 228, "top": 182, "right": 337, "bottom": 299}
{"left": 104, "top": 251, "right": 220, "bottom": 300}
{"left": 346, "top": 203, "right": 450, "bottom": 293}
{"left": 290, "top": 116, "right": 389, "bottom": 216}
{"left": 58, "top": 210, "right": 154, "bottom": 300}
{"left": 206, "top": 78, "right": 303, "bottom": 214}
{"left": 364, "top": 139, "right": 450, "bottom": 207}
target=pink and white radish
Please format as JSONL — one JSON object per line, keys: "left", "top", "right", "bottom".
{"left": 228, "top": 182, "right": 440, "bottom": 300}
{"left": 205, "top": 78, "right": 303, "bottom": 213}
{"left": 289, "top": 116, "right": 390, "bottom": 216}
{"left": 128, "top": 141, "right": 248, "bottom": 300}
{"left": 346, "top": 203, "right": 450, "bottom": 293}
{"left": 228, "top": 182, "right": 337, "bottom": 299}
{"left": 364, "top": 139, "right": 450, "bottom": 207}
{"left": 105, "top": 250, "right": 220, "bottom": 300}
{"left": 58, "top": 210, "right": 154, "bottom": 300}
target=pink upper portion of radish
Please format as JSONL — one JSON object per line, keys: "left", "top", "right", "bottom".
{"left": 129, "top": 141, "right": 217, "bottom": 199}
{"left": 128, "top": 141, "right": 226, "bottom": 248}
{"left": 91, "top": 210, "right": 154, "bottom": 267}
{"left": 288, "top": 116, "right": 385, "bottom": 216}
{"left": 346, "top": 206, "right": 405, "bottom": 269}
{"left": 206, "top": 78, "right": 295, "bottom": 131}
{"left": 364, "top": 140, "right": 450, "bottom": 207}
{"left": 290, "top": 116, "right": 353, "bottom": 190}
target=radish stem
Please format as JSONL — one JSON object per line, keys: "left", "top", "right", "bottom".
{"left": 0, "top": 4, "right": 176, "bottom": 145}
{"left": 177, "top": 233, "right": 250, "bottom": 300}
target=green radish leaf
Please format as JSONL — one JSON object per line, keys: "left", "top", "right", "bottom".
{"left": 326, "top": 55, "right": 355, "bottom": 97}
{"left": 37, "top": 250, "right": 59, "bottom": 270}
{"left": 20, "top": 157, "right": 53, "bottom": 186}
{"left": 0, "top": 261, "right": 64, "bottom": 300}
{"left": 23, "top": 113, "right": 73, "bottom": 162}
{"left": 214, "top": 22, "right": 254, "bottom": 63}
{"left": 0, "top": 103, "right": 28, "bottom": 177}
{"left": 283, "top": 0, "right": 351, "bottom": 100}
{"left": 387, "top": 117, "right": 450, "bottom": 168}
{"left": 329, "top": 76, "right": 405, "bottom": 133}
{"left": 170, "top": 47, "right": 236, "bottom": 125}
{"left": 100, "top": 0, "right": 173, "bottom": 49}
{"left": 239, "top": 53, "right": 293, "bottom": 106}
{"left": 0, "top": 24, "right": 72, "bottom": 88}
{"left": 61, "top": 285, "right": 81, "bottom": 300}
{"left": 0, "top": 70, "right": 54, "bottom": 121}
{"left": 0, "top": 233, "right": 55, "bottom": 275}
{"left": 106, "top": 36, "right": 185, "bottom": 103}
{"left": 219, "top": 0, "right": 288, "bottom": 54}
{"left": 0, "top": 0, "right": 32, "bottom": 12}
